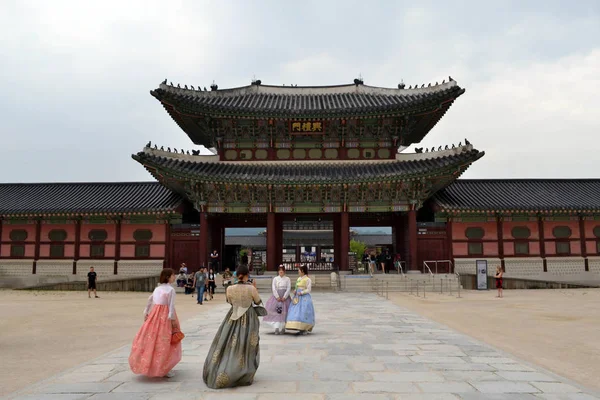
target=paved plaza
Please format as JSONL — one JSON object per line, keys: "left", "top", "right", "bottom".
{"left": 5, "top": 293, "right": 599, "bottom": 400}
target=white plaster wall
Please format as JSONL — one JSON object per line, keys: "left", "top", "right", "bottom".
{"left": 546, "top": 257, "right": 586, "bottom": 276}
{"left": 0, "top": 259, "right": 34, "bottom": 276}
{"left": 117, "top": 260, "right": 164, "bottom": 277}
{"left": 504, "top": 258, "right": 544, "bottom": 278}
{"left": 454, "top": 258, "right": 502, "bottom": 276}
{"left": 76, "top": 260, "right": 115, "bottom": 279}
{"left": 36, "top": 260, "right": 74, "bottom": 276}
{"left": 588, "top": 257, "right": 600, "bottom": 274}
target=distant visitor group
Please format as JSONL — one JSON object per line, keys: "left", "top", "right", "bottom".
{"left": 127, "top": 263, "right": 315, "bottom": 388}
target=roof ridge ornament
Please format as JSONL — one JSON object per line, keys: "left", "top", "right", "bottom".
{"left": 210, "top": 81, "right": 218, "bottom": 91}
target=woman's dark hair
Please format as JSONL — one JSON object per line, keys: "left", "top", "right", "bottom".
{"left": 299, "top": 265, "right": 309, "bottom": 276}
{"left": 278, "top": 265, "right": 286, "bottom": 272}
{"left": 160, "top": 268, "right": 175, "bottom": 284}
{"left": 236, "top": 264, "right": 249, "bottom": 278}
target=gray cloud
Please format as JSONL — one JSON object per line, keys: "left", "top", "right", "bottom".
{"left": 1, "top": 0, "right": 598, "bottom": 182}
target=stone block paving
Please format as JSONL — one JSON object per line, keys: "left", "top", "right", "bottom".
{"left": 5, "top": 293, "right": 600, "bottom": 400}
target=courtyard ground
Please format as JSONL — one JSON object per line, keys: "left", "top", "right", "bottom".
{"left": 388, "top": 288, "right": 600, "bottom": 392}
{"left": 3, "top": 290, "right": 600, "bottom": 399}
{"left": 0, "top": 288, "right": 221, "bottom": 397}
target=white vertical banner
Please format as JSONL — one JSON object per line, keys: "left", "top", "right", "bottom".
{"left": 476, "top": 260, "right": 488, "bottom": 290}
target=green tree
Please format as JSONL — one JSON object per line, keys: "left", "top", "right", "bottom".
{"left": 349, "top": 239, "right": 367, "bottom": 256}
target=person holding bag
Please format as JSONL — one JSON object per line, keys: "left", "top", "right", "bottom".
{"left": 129, "top": 268, "right": 183, "bottom": 378}
{"left": 203, "top": 265, "right": 263, "bottom": 389}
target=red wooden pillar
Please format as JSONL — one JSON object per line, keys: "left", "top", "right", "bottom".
{"left": 333, "top": 214, "right": 341, "bottom": 269}
{"left": 33, "top": 218, "right": 41, "bottom": 274}
{"left": 497, "top": 216, "right": 505, "bottom": 271}
{"left": 73, "top": 218, "right": 81, "bottom": 275}
{"left": 276, "top": 215, "right": 283, "bottom": 267}
{"left": 316, "top": 245, "right": 321, "bottom": 262}
{"left": 0, "top": 218, "right": 3, "bottom": 258}
{"left": 339, "top": 211, "right": 350, "bottom": 271}
{"left": 408, "top": 208, "right": 418, "bottom": 271}
{"left": 580, "top": 216, "right": 589, "bottom": 271}
{"left": 164, "top": 219, "right": 172, "bottom": 269}
{"left": 295, "top": 244, "right": 301, "bottom": 263}
{"left": 210, "top": 220, "right": 223, "bottom": 271}
{"left": 114, "top": 217, "right": 122, "bottom": 275}
{"left": 446, "top": 219, "right": 454, "bottom": 272}
{"left": 538, "top": 216, "right": 547, "bottom": 272}
{"left": 199, "top": 212, "right": 209, "bottom": 268}
{"left": 267, "top": 212, "right": 277, "bottom": 271}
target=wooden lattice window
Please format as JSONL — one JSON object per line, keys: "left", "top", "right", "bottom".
{"left": 9, "top": 229, "right": 27, "bottom": 257}
{"left": 556, "top": 241, "right": 571, "bottom": 255}
{"left": 552, "top": 226, "right": 572, "bottom": 238}
{"left": 48, "top": 229, "right": 67, "bottom": 258}
{"left": 465, "top": 227, "right": 485, "bottom": 239}
{"left": 89, "top": 229, "right": 107, "bottom": 258}
{"left": 10, "top": 229, "right": 28, "bottom": 241}
{"left": 511, "top": 226, "right": 531, "bottom": 239}
{"left": 468, "top": 242, "right": 483, "bottom": 255}
{"left": 134, "top": 229, "right": 152, "bottom": 258}
{"left": 515, "top": 241, "right": 530, "bottom": 255}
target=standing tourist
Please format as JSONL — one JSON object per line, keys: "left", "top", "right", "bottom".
{"left": 87, "top": 267, "right": 99, "bottom": 298}
{"left": 285, "top": 265, "right": 315, "bottom": 335}
{"left": 193, "top": 267, "right": 207, "bottom": 305}
{"left": 263, "top": 265, "right": 291, "bottom": 335}
{"left": 203, "top": 265, "right": 263, "bottom": 389}
{"left": 129, "top": 268, "right": 182, "bottom": 378}
{"left": 210, "top": 249, "right": 220, "bottom": 272}
{"left": 222, "top": 267, "right": 233, "bottom": 288}
{"left": 207, "top": 268, "right": 216, "bottom": 300}
{"left": 495, "top": 266, "right": 504, "bottom": 298}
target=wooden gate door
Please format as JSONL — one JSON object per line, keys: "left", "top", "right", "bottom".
{"left": 171, "top": 239, "right": 200, "bottom": 273}
{"left": 417, "top": 238, "right": 449, "bottom": 273}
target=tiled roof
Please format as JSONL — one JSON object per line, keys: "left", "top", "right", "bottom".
{"left": 151, "top": 80, "right": 465, "bottom": 118}
{"left": 133, "top": 147, "right": 484, "bottom": 185}
{"left": 0, "top": 182, "right": 183, "bottom": 217}
{"left": 434, "top": 179, "right": 600, "bottom": 212}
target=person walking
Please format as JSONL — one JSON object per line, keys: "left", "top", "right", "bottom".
{"left": 207, "top": 268, "right": 216, "bottom": 300}
{"left": 203, "top": 265, "right": 263, "bottom": 389}
{"left": 87, "top": 267, "right": 99, "bottom": 298}
{"left": 193, "top": 267, "right": 207, "bottom": 305}
{"left": 129, "top": 268, "right": 182, "bottom": 378}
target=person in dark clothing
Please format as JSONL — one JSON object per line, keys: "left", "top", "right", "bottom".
{"left": 88, "top": 267, "right": 99, "bottom": 298}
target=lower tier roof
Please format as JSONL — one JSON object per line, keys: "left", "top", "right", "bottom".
{"left": 132, "top": 146, "right": 484, "bottom": 185}
{"left": 434, "top": 179, "right": 600, "bottom": 213}
{"left": 1, "top": 179, "right": 600, "bottom": 217}
{"left": 0, "top": 182, "right": 182, "bottom": 217}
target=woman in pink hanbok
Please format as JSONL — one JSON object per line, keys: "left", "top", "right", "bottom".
{"left": 129, "top": 268, "right": 182, "bottom": 378}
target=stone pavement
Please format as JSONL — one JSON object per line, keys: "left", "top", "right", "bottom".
{"left": 5, "top": 293, "right": 599, "bottom": 400}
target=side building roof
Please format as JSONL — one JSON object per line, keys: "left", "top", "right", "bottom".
{"left": 0, "top": 182, "right": 183, "bottom": 217}
{"left": 434, "top": 179, "right": 600, "bottom": 213}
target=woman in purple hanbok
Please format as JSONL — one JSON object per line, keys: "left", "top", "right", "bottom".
{"left": 263, "top": 265, "right": 291, "bottom": 334}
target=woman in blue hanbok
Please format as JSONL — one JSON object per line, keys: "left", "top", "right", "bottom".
{"left": 285, "top": 265, "right": 315, "bottom": 335}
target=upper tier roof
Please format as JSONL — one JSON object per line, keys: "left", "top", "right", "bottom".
{"left": 151, "top": 79, "right": 464, "bottom": 118}
{"left": 434, "top": 179, "right": 600, "bottom": 213}
{"left": 0, "top": 182, "right": 183, "bottom": 217}
{"left": 133, "top": 144, "right": 484, "bottom": 185}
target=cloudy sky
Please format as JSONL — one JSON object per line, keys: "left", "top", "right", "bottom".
{"left": 1, "top": 0, "right": 599, "bottom": 183}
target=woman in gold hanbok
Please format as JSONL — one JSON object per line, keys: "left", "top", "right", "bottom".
{"left": 203, "top": 265, "right": 263, "bottom": 389}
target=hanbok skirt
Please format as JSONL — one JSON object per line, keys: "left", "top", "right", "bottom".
{"left": 285, "top": 293, "right": 315, "bottom": 332}
{"left": 129, "top": 304, "right": 182, "bottom": 377}
{"left": 263, "top": 289, "right": 291, "bottom": 331}
{"left": 203, "top": 307, "right": 261, "bottom": 389}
